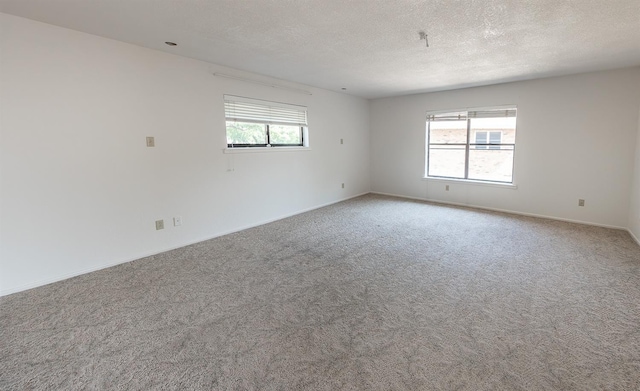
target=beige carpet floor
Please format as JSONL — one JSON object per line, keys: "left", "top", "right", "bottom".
{"left": 1, "top": 194, "right": 640, "bottom": 390}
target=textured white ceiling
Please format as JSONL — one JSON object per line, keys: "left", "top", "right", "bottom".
{"left": 2, "top": 0, "right": 640, "bottom": 98}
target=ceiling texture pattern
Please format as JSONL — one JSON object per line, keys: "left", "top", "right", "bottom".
{"left": 1, "top": 0, "right": 640, "bottom": 98}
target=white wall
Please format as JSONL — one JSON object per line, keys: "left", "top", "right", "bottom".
{"left": 629, "top": 104, "right": 640, "bottom": 243}
{"left": 0, "top": 13, "right": 370, "bottom": 296}
{"left": 371, "top": 68, "right": 640, "bottom": 228}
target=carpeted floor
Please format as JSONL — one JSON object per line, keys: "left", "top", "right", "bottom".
{"left": 2, "top": 194, "right": 640, "bottom": 390}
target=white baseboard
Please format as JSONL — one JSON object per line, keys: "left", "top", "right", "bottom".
{"left": 628, "top": 229, "right": 640, "bottom": 246}
{"left": 0, "top": 255, "right": 154, "bottom": 298}
{"left": 182, "top": 191, "right": 371, "bottom": 247}
{"left": 370, "top": 191, "right": 628, "bottom": 231}
{"left": 0, "top": 191, "right": 370, "bottom": 297}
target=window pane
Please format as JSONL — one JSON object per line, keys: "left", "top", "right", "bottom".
{"left": 428, "top": 120, "right": 467, "bottom": 144}
{"left": 426, "top": 108, "right": 516, "bottom": 183}
{"left": 468, "top": 146, "right": 514, "bottom": 182}
{"left": 226, "top": 121, "right": 267, "bottom": 145}
{"left": 471, "top": 117, "right": 516, "bottom": 130}
{"left": 470, "top": 117, "right": 515, "bottom": 144}
{"left": 428, "top": 145, "right": 466, "bottom": 179}
{"left": 269, "top": 124, "right": 302, "bottom": 145}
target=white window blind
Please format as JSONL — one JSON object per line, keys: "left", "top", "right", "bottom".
{"left": 224, "top": 95, "right": 307, "bottom": 126}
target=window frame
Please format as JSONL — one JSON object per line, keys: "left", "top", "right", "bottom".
{"left": 226, "top": 122, "right": 305, "bottom": 148}
{"left": 426, "top": 106, "right": 517, "bottom": 184}
{"left": 224, "top": 95, "right": 308, "bottom": 149}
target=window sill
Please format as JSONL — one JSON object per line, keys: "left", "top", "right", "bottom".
{"left": 223, "top": 147, "right": 310, "bottom": 154}
{"left": 422, "top": 176, "right": 518, "bottom": 189}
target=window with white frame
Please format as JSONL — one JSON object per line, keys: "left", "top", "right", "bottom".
{"left": 224, "top": 95, "right": 308, "bottom": 148}
{"left": 426, "top": 107, "right": 517, "bottom": 183}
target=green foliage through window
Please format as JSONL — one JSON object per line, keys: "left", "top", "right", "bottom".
{"left": 226, "top": 121, "right": 303, "bottom": 147}
{"left": 226, "top": 122, "right": 267, "bottom": 145}
{"left": 224, "top": 95, "right": 307, "bottom": 148}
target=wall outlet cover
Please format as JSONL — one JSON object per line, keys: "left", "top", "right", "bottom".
{"left": 155, "top": 219, "right": 164, "bottom": 230}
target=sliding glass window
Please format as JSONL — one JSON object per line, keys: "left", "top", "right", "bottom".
{"left": 426, "top": 107, "right": 517, "bottom": 183}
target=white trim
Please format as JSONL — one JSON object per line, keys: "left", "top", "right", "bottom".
{"left": 223, "top": 146, "right": 310, "bottom": 154}
{"left": 423, "top": 176, "right": 517, "bottom": 189}
{"left": 425, "top": 104, "right": 517, "bottom": 118}
{"left": 0, "top": 254, "right": 156, "bottom": 298}
{"left": 0, "top": 192, "right": 369, "bottom": 297}
{"left": 370, "top": 191, "right": 627, "bottom": 230}
{"left": 628, "top": 229, "right": 640, "bottom": 246}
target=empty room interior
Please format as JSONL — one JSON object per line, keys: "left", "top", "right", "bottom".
{"left": 2, "top": 1, "right": 640, "bottom": 389}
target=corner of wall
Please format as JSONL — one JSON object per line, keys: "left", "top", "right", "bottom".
{"left": 628, "top": 97, "right": 640, "bottom": 244}
{"left": 0, "top": 14, "right": 373, "bottom": 296}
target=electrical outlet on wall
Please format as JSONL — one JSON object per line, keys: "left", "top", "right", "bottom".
{"left": 155, "top": 219, "right": 164, "bottom": 230}
{"left": 173, "top": 216, "right": 182, "bottom": 226}
{"left": 146, "top": 136, "right": 155, "bottom": 147}
{"left": 578, "top": 199, "right": 585, "bottom": 207}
